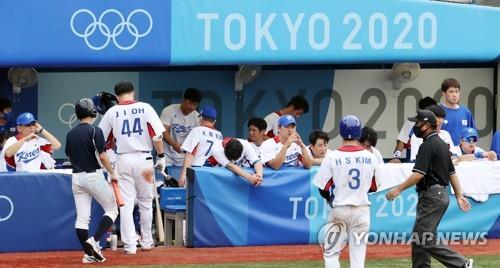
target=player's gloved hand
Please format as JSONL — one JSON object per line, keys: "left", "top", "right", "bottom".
{"left": 155, "top": 153, "right": 166, "bottom": 171}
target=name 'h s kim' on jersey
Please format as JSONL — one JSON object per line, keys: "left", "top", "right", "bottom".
{"left": 313, "top": 146, "right": 378, "bottom": 207}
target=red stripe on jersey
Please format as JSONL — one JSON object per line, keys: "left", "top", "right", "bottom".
{"left": 105, "top": 131, "right": 115, "bottom": 150}
{"left": 5, "top": 155, "right": 15, "bottom": 169}
{"left": 191, "top": 144, "right": 199, "bottom": 155}
{"left": 337, "top": 145, "right": 365, "bottom": 152}
{"left": 147, "top": 123, "right": 156, "bottom": 138}
{"left": 206, "top": 156, "right": 218, "bottom": 167}
{"left": 118, "top": 100, "right": 137, "bottom": 105}
{"left": 40, "top": 144, "right": 52, "bottom": 154}
{"left": 324, "top": 178, "right": 334, "bottom": 192}
{"left": 369, "top": 177, "right": 377, "bottom": 193}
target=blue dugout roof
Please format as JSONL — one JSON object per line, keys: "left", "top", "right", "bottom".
{"left": 0, "top": 0, "right": 498, "bottom": 67}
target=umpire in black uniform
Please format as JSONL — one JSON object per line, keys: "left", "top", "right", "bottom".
{"left": 386, "top": 110, "right": 473, "bottom": 268}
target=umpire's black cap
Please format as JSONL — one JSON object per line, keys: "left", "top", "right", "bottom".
{"left": 408, "top": 109, "right": 437, "bottom": 125}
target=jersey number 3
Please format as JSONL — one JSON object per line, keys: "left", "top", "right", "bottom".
{"left": 348, "top": 168, "right": 360, "bottom": 190}
{"left": 121, "top": 118, "right": 143, "bottom": 137}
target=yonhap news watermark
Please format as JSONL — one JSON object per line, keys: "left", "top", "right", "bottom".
{"left": 318, "top": 221, "right": 488, "bottom": 254}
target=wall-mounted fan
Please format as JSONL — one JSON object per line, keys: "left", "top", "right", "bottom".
{"left": 234, "top": 65, "right": 262, "bottom": 91}
{"left": 7, "top": 67, "right": 39, "bottom": 94}
{"left": 390, "top": 63, "right": 420, "bottom": 90}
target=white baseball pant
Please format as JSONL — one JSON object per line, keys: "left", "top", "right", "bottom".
{"left": 115, "top": 152, "right": 155, "bottom": 253}
{"left": 324, "top": 205, "right": 370, "bottom": 268}
{"left": 72, "top": 170, "right": 119, "bottom": 230}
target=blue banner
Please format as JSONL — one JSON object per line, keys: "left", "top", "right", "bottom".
{"left": 0, "top": 1, "right": 171, "bottom": 67}
{"left": 171, "top": 0, "right": 500, "bottom": 65}
{"left": 0, "top": 172, "right": 104, "bottom": 252}
{"left": 1, "top": 0, "right": 499, "bottom": 67}
{"left": 187, "top": 167, "right": 500, "bottom": 247}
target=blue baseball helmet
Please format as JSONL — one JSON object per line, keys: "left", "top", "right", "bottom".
{"left": 200, "top": 105, "right": 217, "bottom": 119}
{"left": 92, "top": 92, "right": 117, "bottom": 115}
{"left": 340, "top": 115, "right": 362, "bottom": 140}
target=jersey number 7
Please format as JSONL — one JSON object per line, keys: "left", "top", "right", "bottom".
{"left": 121, "top": 118, "right": 143, "bottom": 137}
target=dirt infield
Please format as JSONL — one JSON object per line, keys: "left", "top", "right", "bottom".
{"left": 2, "top": 239, "right": 499, "bottom": 267}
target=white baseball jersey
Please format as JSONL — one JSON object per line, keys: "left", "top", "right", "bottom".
{"left": 249, "top": 141, "right": 262, "bottom": 160}
{"left": 371, "top": 146, "right": 384, "bottom": 165}
{"left": 181, "top": 126, "right": 223, "bottom": 166}
{"left": 160, "top": 104, "right": 199, "bottom": 166}
{"left": 410, "top": 130, "right": 456, "bottom": 161}
{"left": 98, "top": 101, "right": 165, "bottom": 154}
{"left": 313, "top": 146, "right": 377, "bottom": 207}
{"left": 260, "top": 136, "right": 304, "bottom": 167}
{"left": 264, "top": 111, "right": 282, "bottom": 138}
{"left": 212, "top": 138, "right": 260, "bottom": 167}
{"left": 4, "top": 135, "right": 53, "bottom": 171}
{"left": 0, "top": 147, "right": 7, "bottom": 172}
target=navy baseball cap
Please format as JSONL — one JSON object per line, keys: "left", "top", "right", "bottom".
{"left": 16, "top": 112, "right": 36, "bottom": 126}
{"left": 407, "top": 110, "right": 437, "bottom": 125}
{"left": 461, "top": 127, "right": 479, "bottom": 142}
{"left": 200, "top": 106, "right": 217, "bottom": 119}
{"left": 278, "top": 115, "right": 296, "bottom": 127}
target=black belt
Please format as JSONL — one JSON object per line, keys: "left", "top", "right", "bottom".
{"left": 74, "top": 169, "right": 100, "bottom": 173}
{"left": 417, "top": 184, "right": 446, "bottom": 193}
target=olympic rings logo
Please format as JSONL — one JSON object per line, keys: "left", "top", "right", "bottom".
{"left": 58, "top": 103, "right": 78, "bottom": 129}
{"left": 70, "top": 9, "right": 153, "bottom": 50}
{"left": 58, "top": 103, "right": 101, "bottom": 129}
{"left": 0, "top": 195, "right": 14, "bottom": 222}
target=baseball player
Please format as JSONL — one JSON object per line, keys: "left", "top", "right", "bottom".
{"left": 308, "top": 130, "right": 331, "bottom": 166}
{"left": 260, "top": 115, "right": 313, "bottom": 169}
{"left": 4, "top": 112, "right": 61, "bottom": 171}
{"left": 159, "top": 88, "right": 202, "bottom": 166}
{"left": 390, "top": 97, "right": 437, "bottom": 163}
{"left": 457, "top": 127, "right": 497, "bottom": 161}
{"left": 98, "top": 82, "right": 166, "bottom": 254}
{"left": 178, "top": 105, "right": 222, "bottom": 186}
{"left": 439, "top": 78, "right": 475, "bottom": 145}
{"left": 65, "top": 98, "right": 118, "bottom": 264}
{"left": 313, "top": 115, "right": 378, "bottom": 268}
{"left": 0, "top": 97, "right": 16, "bottom": 136}
{"left": 211, "top": 137, "right": 263, "bottom": 186}
{"left": 264, "top": 95, "right": 309, "bottom": 138}
{"left": 247, "top": 117, "right": 268, "bottom": 159}
{"left": 358, "top": 127, "right": 384, "bottom": 165}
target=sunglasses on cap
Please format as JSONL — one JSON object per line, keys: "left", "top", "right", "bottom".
{"left": 464, "top": 137, "right": 478, "bottom": 143}
{"left": 21, "top": 122, "right": 36, "bottom": 127}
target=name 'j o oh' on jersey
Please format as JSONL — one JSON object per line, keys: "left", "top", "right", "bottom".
{"left": 98, "top": 101, "right": 165, "bottom": 154}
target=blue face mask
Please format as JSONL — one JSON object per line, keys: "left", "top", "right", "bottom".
{"left": 2, "top": 111, "right": 14, "bottom": 122}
